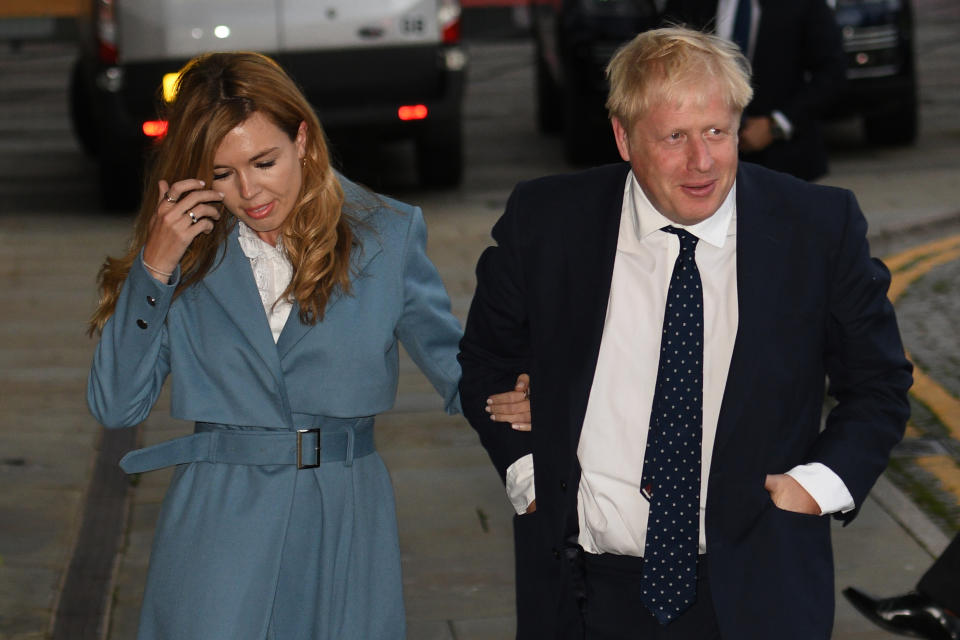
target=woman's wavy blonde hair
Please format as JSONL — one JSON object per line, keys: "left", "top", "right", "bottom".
{"left": 89, "top": 51, "right": 355, "bottom": 334}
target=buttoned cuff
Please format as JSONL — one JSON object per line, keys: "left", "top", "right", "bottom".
{"left": 786, "top": 462, "right": 855, "bottom": 515}
{"left": 506, "top": 454, "right": 536, "bottom": 515}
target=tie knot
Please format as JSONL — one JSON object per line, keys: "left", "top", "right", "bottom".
{"left": 662, "top": 226, "right": 699, "bottom": 253}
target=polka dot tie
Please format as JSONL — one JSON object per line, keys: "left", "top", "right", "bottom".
{"left": 639, "top": 227, "right": 704, "bottom": 625}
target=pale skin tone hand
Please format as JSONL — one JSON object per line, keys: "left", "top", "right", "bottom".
{"left": 738, "top": 116, "right": 775, "bottom": 153}
{"left": 486, "top": 373, "right": 531, "bottom": 430}
{"left": 485, "top": 374, "right": 536, "bottom": 512}
{"left": 764, "top": 473, "right": 821, "bottom": 515}
{"left": 141, "top": 178, "right": 225, "bottom": 281}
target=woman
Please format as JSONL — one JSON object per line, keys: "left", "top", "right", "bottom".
{"left": 87, "top": 52, "right": 529, "bottom": 640}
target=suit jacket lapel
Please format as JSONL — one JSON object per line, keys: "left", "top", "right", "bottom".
{"left": 713, "top": 165, "right": 793, "bottom": 456}
{"left": 566, "top": 164, "right": 632, "bottom": 443}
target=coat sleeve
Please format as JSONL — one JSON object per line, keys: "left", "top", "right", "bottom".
{"left": 87, "top": 254, "right": 175, "bottom": 428}
{"left": 458, "top": 186, "right": 534, "bottom": 481}
{"left": 813, "top": 190, "right": 913, "bottom": 519}
{"left": 395, "top": 206, "right": 464, "bottom": 415}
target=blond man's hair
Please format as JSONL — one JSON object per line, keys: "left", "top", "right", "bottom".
{"left": 606, "top": 26, "right": 754, "bottom": 128}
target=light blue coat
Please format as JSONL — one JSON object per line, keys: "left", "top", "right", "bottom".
{"left": 88, "top": 180, "right": 462, "bottom": 639}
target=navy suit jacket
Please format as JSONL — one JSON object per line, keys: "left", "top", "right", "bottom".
{"left": 458, "top": 162, "right": 912, "bottom": 639}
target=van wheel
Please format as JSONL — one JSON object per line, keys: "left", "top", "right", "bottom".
{"left": 535, "top": 45, "right": 562, "bottom": 134}
{"left": 416, "top": 123, "right": 463, "bottom": 188}
{"left": 69, "top": 60, "right": 99, "bottom": 157}
{"left": 864, "top": 94, "right": 918, "bottom": 146}
{"left": 563, "top": 89, "right": 596, "bottom": 164}
{"left": 98, "top": 152, "right": 143, "bottom": 212}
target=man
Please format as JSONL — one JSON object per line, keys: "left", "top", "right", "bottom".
{"left": 458, "top": 27, "right": 911, "bottom": 639}
{"left": 662, "top": 0, "right": 846, "bottom": 181}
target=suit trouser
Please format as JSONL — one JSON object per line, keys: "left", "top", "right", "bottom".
{"left": 918, "top": 532, "right": 960, "bottom": 613}
{"left": 568, "top": 551, "right": 721, "bottom": 640}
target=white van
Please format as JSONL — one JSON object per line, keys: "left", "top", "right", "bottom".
{"left": 69, "top": 0, "right": 466, "bottom": 209}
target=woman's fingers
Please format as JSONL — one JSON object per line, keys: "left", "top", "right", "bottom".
{"left": 143, "top": 179, "right": 225, "bottom": 276}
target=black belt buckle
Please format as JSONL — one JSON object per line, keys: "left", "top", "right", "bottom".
{"left": 296, "top": 428, "right": 321, "bottom": 469}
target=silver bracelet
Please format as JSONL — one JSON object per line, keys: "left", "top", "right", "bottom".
{"left": 142, "top": 258, "right": 174, "bottom": 278}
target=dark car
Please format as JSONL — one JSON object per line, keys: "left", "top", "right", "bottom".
{"left": 530, "top": 0, "right": 918, "bottom": 164}
{"left": 831, "top": 0, "right": 918, "bottom": 145}
{"left": 69, "top": 0, "right": 467, "bottom": 210}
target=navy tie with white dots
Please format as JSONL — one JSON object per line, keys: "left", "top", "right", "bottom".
{"left": 639, "top": 227, "right": 704, "bottom": 625}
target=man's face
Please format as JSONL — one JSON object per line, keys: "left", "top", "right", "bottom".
{"left": 613, "top": 82, "right": 740, "bottom": 226}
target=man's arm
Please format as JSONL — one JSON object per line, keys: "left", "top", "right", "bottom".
{"left": 810, "top": 190, "right": 913, "bottom": 519}
{"left": 459, "top": 187, "right": 535, "bottom": 481}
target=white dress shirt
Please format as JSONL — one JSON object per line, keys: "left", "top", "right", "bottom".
{"left": 237, "top": 222, "right": 293, "bottom": 343}
{"left": 505, "top": 174, "right": 854, "bottom": 556}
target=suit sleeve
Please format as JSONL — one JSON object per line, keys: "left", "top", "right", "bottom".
{"left": 778, "top": 0, "right": 847, "bottom": 132}
{"left": 812, "top": 190, "right": 912, "bottom": 519}
{"left": 395, "top": 206, "right": 464, "bottom": 415}
{"left": 458, "top": 187, "right": 534, "bottom": 482}
{"left": 87, "top": 254, "right": 175, "bottom": 428}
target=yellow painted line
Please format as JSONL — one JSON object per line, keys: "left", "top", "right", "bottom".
{"left": 882, "top": 236, "right": 960, "bottom": 502}
{"left": 883, "top": 233, "right": 960, "bottom": 273}
{"left": 904, "top": 422, "right": 922, "bottom": 438}
{"left": 887, "top": 247, "right": 960, "bottom": 303}
{"left": 915, "top": 455, "right": 960, "bottom": 498}
{"left": 909, "top": 363, "right": 960, "bottom": 441}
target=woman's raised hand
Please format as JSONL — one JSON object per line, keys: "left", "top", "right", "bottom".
{"left": 141, "top": 178, "right": 225, "bottom": 281}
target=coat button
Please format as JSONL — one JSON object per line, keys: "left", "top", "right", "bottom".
{"left": 552, "top": 548, "right": 560, "bottom": 560}
{"left": 560, "top": 481, "right": 567, "bottom": 492}
{"left": 146, "top": 295, "right": 156, "bottom": 306}
{"left": 136, "top": 319, "right": 148, "bottom": 329}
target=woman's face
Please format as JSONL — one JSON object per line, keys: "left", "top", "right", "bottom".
{"left": 212, "top": 112, "right": 307, "bottom": 246}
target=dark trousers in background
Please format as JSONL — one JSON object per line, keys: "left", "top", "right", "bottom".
{"left": 571, "top": 552, "right": 722, "bottom": 640}
{"left": 918, "top": 532, "right": 960, "bottom": 613}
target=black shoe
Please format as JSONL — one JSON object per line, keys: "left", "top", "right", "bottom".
{"left": 843, "top": 587, "right": 960, "bottom": 640}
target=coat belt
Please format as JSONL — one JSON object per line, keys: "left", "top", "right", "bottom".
{"left": 118, "top": 417, "right": 375, "bottom": 473}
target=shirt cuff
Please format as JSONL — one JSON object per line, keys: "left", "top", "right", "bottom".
{"left": 771, "top": 110, "right": 794, "bottom": 140}
{"left": 786, "top": 462, "right": 855, "bottom": 515}
{"left": 506, "top": 454, "right": 536, "bottom": 515}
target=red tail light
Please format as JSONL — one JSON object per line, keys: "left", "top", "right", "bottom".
{"left": 398, "top": 105, "right": 429, "bottom": 121}
{"left": 438, "top": 1, "right": 461, "bottom": 44}
{"left": 142, "top": 121, "right": 168, "bottom": 138}
{"left": 96, "top": 0, "right": 119, "bottom": 64}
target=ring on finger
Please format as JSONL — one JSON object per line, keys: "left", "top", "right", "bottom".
{"left": 187, "top": 210, "right": 198, "bottom": 224}
{"left": 164, "top": 191, "right": 177, "bottom": 203}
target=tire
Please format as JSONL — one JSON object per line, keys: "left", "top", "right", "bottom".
{"left": 864, "top": 92, "right": 918, "bottom": 146}
{"left": 69, "top": 60, "right": 100, "bottom": 157}
{"left": 562, "top": 88, "right": 598, "bottom": 165}
{"left": 416, "top": 122, "right": 463, "bottom": 188}
{"left": 98, "top": 145, "right": 144, "bottom": 212}
{"left": 535, "top": 45, "right": 562, "bottom": 134}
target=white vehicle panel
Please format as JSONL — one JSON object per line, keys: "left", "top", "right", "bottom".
{"left": 118, "top": 0, "right": 281, "bottom": 63}
{"left": 279, "top": 0, "right": 440, "bottom": 52}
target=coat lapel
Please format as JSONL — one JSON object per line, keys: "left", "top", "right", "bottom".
{"left": 275, "top": 212, "right": 384, "bottom": 360}
{"left": 202, "top": 225, "right": 293, "bottom": 421}
{"left": 713, "top": 165, "right": 794, "bottom": 456}
{"left": 566, "top": 164, "right": 632, "bottom": 443}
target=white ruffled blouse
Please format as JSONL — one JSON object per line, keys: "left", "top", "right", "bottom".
{"left": 237, "top": 222, "right": 293, "bottom": 343}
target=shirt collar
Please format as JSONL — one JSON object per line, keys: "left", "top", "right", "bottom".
{"left": 627, "top": 171, "right": 736, "bottom": 250}
{"left": 237, "top": 220, "right": 286, "bottom": 260}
